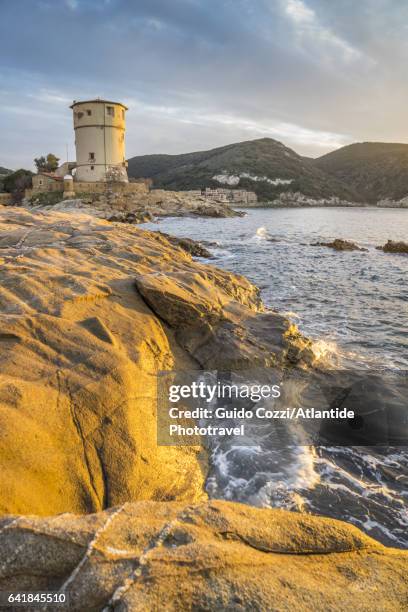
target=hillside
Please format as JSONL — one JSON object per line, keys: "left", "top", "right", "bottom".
{"left": 315, "top": 142, "right": 408, "bottom": 203}
{"left": 127, "top": 138, "right": 358, "bottom": 202}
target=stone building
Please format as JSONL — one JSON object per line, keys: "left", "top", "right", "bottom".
{"left": 203, "top": 188, "right": 230, "bottom": 202}
{"left": 189, "top": 187, "right": 258, "bottom": 204}
{"left": 70, "top": 99, "right": 128, "bottom": 183}
{"left": 229, "top": 189, "right": 258, "bottom": 204}
{"left": 31, "top": 172, "right": 64, "bottom": 192}
{"left": 25, "top": 98, "right": 150, "bottom": 200}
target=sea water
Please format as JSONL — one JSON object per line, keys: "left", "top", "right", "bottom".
{"left": 144, "top": 207, "right": 408, "bottom": 547}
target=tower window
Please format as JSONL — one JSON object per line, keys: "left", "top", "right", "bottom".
{"left": 76, "top": 111, "right": 84, "bottom": 119}
{"left": 86, "top": 109, "right": 92, "bottom": 116}
{"left": 91, "top": 166, "right": 94, "bottom": 170}
{"left": 89, "top": 152, "right": 95, "bottom": 161}
{"left": 106, "top": 106, "right": 114, "bottom": 116}
{"left": 122, "top": 109, "right": 125, "bottom": 119}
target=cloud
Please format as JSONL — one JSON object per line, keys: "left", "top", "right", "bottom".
{"left": 120, "top": 92, "right": 351, "bottom": 149}
{"left": 0, "top": 0, "right": 408, "bottom": 168}
{"left": 172, "top": 110, "right": 349, "bottom": 150}
{"left": 29, "top": 89, "right": 73, "bottom": 105}
{"left": 285, "top": 0, "right": 315, "bottom": 23}
{"left": 282, "top": 0, "right": 362, "bottom": 62}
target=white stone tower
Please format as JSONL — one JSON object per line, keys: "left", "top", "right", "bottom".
{"left": 70, "top": 99, "right": 128, "bottom": 182}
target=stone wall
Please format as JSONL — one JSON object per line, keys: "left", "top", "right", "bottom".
{"left": 74, "top": 181, "right": 149, "bottom": 195}
{"left": 26, "top": 179, "right": 150, "bottom": 199}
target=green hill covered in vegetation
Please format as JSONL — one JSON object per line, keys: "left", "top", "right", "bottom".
{"left": 314, "top": 142, "right": 408, "bottom": 203}
{"left": 128, "top": 138, "right": 358, "bottom": 202}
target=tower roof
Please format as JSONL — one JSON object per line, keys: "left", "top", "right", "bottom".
{"left": 70, "top": 99, "right": 128, "bottom": 110}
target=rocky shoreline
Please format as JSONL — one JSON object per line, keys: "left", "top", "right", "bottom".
{"left": 0, "top": 205, "right": 313, "bottom": 516}
{"left": 1, "top": 500, "right": 407, "bottom": 611}
{"left": 27, "top": 188, "right": 242, "bottom": 221}
{"left": 235, "top": 191, "right": 408, "bottom": 208}
{"left": 0, "top": 205, "right": 406, "bottom": 608}
{"left": 237, "top": 192, "right": 366, "bottom": 208}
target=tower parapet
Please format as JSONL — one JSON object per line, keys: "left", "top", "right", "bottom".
{"left": 70, "top": 99, "right": 128, "bottom": 183}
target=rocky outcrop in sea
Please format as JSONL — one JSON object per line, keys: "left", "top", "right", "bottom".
{"left": 376, "top": 239, "right": 408, "bottom": 253}
{"left": 311, "top": 239, "right": 367, "bottom": 251}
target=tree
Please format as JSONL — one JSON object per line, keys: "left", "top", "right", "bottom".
{"left": 46, "top": 153, "right": 59, "bottom": 172}
{"left": 3, "top": 169, "right": 33, "bottom": 201}
{"left": 34, "top": 156, "right": 47, "bottom": 172}
{"left": 34, "top": 153, "right": 60, "bottom": 173}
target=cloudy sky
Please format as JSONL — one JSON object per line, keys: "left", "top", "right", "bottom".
{"left": 1, "top": 0, "right": 408, "bottom": 169}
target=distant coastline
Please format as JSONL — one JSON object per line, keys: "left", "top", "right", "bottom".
{"left": 234, "top": 201, "right": 408, "bottom": 209}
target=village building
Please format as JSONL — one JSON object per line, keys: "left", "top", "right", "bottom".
{"left": 31, "top": 172, "right": 64, "bottom": 193}
{"left": 186, "top": 187, "right": 257, "bottom": 205}
{"left": 229, "top": 189, "right": 258, "bottom": 204}
{"left": 203, "top": 188, "right": 230, "bottom": 202}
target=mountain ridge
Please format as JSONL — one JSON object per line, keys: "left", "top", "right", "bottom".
{"left": 128, "top": 138, "right": 408, "bottom": 204}
{"left": 127, "top": 138, "right": 359, "bottom": 202}
{"left": 314, "top": 141, "right": 408, "bottom": 203}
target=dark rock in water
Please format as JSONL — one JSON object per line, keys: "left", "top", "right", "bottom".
{"left": 157, "top": 232, "right": 213, "bottom": 258}
{"left": 195, "top": 205, "right": 243, "bottom": 218}
{"left": 376, "top": 240, "right": 408, "bottom": 254}
{"left": 108, "top": 210, "right": 154, "bottom": 224}
{"left": 201, "top": 239, "right": 221, "bottom": 247}
{"left": 311, "top": 239, "right": 367, "bottom": 251}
